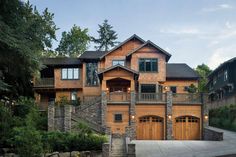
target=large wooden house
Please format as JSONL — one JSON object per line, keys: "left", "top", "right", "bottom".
{"left": 34, "top": 34, "right": 208, "bottom": 140}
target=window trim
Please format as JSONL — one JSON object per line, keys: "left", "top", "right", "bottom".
{"left": 138, "top": 58, "right": 158, "bottom": 73}
{"left": 61, "top": 68, "right": 80, "bottom": 80}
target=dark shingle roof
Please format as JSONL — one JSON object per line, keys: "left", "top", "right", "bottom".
{"left": 166, "top": 63, "right": 200, "bottom": 79}
{"left": 79, "top": 51, "right": 107, "bottom": 59}
{"left": 41, "top": 58, "right": 81, "bottom": 66}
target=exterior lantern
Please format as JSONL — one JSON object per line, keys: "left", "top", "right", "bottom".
{"left": 167, "top": 114, "right": 172, "bottom": 120}
{"left": 204, "top": 115, "right": 209, "bottom": 120}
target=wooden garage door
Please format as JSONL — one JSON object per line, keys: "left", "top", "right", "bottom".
{"left": 175, "top": 116, "right": 200, "bottom": 140}
{"left": 137, "top": 116, "right": 164, "bottom": 140}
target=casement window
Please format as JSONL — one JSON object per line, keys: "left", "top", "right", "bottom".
{"left": 114, "top": 114, "right": 122, "bottom": 122}
{"left": 141, "top": 84, "right": 156, "bottom": 93}
{"left": 139, "top": 58, "right": 158, "bottom": 72}
{"left": 62, "top": 68, "right": 79, "bottom": 79}
{"left": 86, "top": 62, "right": 99, "bottom": 86}
{"left": 71, "top": 91, "right": 77, "bottom": 101}
{"left": 112, "top": 60, "right": 125, "bottom": 66}
{"left": 170, "top": 86, "right": 177, "bottom": 93}
{"left": 224, "top": 70, "right": 228, "bottom": 81}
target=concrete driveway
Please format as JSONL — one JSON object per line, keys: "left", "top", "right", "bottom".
{"left": 132, "top": 127, "right": 236, "bottom": 157}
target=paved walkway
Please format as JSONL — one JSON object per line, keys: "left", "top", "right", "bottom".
{"left": 132, "top": 127, "right": 236, "bottom": 157}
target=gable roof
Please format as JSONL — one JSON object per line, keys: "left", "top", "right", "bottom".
{"left": 97, "top": 64, "right": 139, "bottom": 75}
{"left": 208, "top": 57, "right": 236, "bottom": 78}
{"left": 126, "top": 40, "right": 172, "bottom": 62}
{"left": 99, "top": 34, "right": 145, "bottom": 59}
{"left": 41, "top": 58, "right": 81, "bottom": 66}
{"left": 166, "top": 63, "right": 200, "bottom": 79}
{"left": 79, "top": 51, "right": 107, "bottom": 60}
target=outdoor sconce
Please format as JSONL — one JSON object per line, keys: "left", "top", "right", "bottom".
{"left": 167, "top": 115, "right": 172, "bottom": 120}
{"left": 106, "top": 88, "right": 109, "bottom": 91}
{"left": 164, "top": 86, "right": 168, "bottom": 90}
{"left": 204, "top": 115, "right": 209, "bottom": 120}
{"left": 128, "top": 87, "right": 131, "bottom": 91}
{"left": 131, "top": 115, "right": 135, "bottom": 120}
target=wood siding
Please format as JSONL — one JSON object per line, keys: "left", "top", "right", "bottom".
{"left": 163, "top": 80, "right": 198, "bottom": 93}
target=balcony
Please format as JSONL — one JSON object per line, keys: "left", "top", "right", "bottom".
{"left": 107, "top": 91, "right": 130, "bottom": 103}
{"left": 136, "top": 93, "right": 166, "bottom": 103}
{"left": 172, "top": 93, "right": 202, "bottom": 104}
{"left": 34, "top": 78, "right": 54, "bottom": 88}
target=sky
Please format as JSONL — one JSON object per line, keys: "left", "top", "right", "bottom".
{"left": 29, "top": 0, "right": 236, "bottom": 70}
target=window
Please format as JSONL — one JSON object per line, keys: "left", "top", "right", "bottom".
{"left": 61, "top": 68, "right": 79, "bottom": 80}
{"left": 224, "top": 70, "right": 228, "bottom": 81}
{"left": 213, "top": 77, "right": 217, "bottom": 85}
{"left": 170, "top": 86, "right": 177, "bottom": 93}
{"left": 139, "top": 58, "right": 158, "bottom": 72}
{"left": 71, "top": 91, "right": 77, "bottom": 101}
{"left": 112, "top": 60, "right": 125, "bottom": 66}
{"left": 114, "top": 114, "right": 122, "bottom": 122}
{"left": 86, "top": 62, "right": 99, "bottom": 86}
{"left": 141, "top": 84, "right": 156, "bottom": 93}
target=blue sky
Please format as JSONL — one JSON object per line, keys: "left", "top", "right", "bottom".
{"left": 29, "top": 0, "right": 236, "bottom": 69}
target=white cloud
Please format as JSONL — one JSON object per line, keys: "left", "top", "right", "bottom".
{"left": 201, "top": 4, "right": 233, "bottom": 13}
{"left": 208, "top": 46, "right": 236, "bottom": 69}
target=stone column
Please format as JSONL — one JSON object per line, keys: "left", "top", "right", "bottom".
{"left": 101, "top": 91, "right": 107, "bottom": 130}
{"left": 166, "top": 91, "right": 173, "bottom": 140}
{"left": 129, "top": 91, "right": 136, "bottom": 140}
{"left": 64, "top": 105, "right": 72, "bottom": 132}
{"left": 48, "top": 103, "right": 55, "bottom": 131}
{"left": 202, "top": 93, "right": 209, "bottom": 128}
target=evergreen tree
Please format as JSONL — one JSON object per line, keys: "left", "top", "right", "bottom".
{"left": 195, "top": 64, "right": 212, "bottom": 92}
{"left": 0, "top": 0, "right": 57, "bottom": 99}
{"left": 56, "top": 25, "right": 90, "bottom": 57}
{"left": 92, "top": 19, "right": 118, "bottom": 51}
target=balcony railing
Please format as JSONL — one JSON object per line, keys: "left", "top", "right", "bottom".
{"left": 136, "top": 93, "right": 166, "bottom": 102}
{"left": 34, "top": 78, "right": 54, "bottom": 87}
{"left": 107, "top": 91, "right": 130, "bottom": 102}
{"left": 172, "top": 93, "right": 202, "bottom": 104}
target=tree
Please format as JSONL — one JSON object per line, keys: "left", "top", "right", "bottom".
{"left": 56, "top": 25, "right": 90, "bottom": 57}
{"left": 0, "top": 0, "right": 57, "bottom": 99}
{"left": 195, "top": 64, "right": 212, "bottom": 92}
{"left": 92, "top": 19, "right": 118, "bottom": 51}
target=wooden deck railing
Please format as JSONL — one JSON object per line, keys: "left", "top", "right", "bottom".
{"left": 172, "top": 93, "right": 202, "bottom": 104}
{"left": 34, "top": 78, "right": 54, "bottom": 87}
{"left": 136, "top": 93, "right": 166, "bottom": 102}
{"left": 107, "top": 91, "right": 130, "bottom": 102}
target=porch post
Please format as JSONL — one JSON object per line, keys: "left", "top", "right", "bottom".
{"left": 101, "top": 80, "right": 108, "bottom": 133}
{"left": 202, "top": 93, "right": 209, "bottom": 128}
{"left": 129, "top": 79, "right": 136, "bottom": 140}
{"left": 48, "top": 102, "right": 55, "bottom": 131}
{"left": 166, "top": 91, "right": 173, "bottom": 140}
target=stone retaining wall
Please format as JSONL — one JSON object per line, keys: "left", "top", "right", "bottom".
{"left": 203, "top": 128, "right": 223, "bottom": 141}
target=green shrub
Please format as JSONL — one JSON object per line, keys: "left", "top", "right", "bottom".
{"left": 11, "top": 126, "right": 43, "bottom": 157}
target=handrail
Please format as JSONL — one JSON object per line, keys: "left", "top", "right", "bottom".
{"left": 172, "top": 93, "right": 202, "bottom": 103}
{"left": 34, "top": 78, "right": 54, "bottom": 87}
{"left": 136, "top": 93, "right": 166, "bottom": 102}
{"left": 107, "top": 91, "right": 130, "bottom": 102}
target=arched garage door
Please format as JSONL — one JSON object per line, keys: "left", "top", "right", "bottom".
{"left": 175, "top": 116, "right": 200, "bottom": 140}
{"left": 137, "top": 116, "right": 164, "bottom": 140}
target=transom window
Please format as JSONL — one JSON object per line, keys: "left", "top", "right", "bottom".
{"left": 114, "top": 114, "right": 122, "bottom": 122}
{"left": 62, "top": 68, "right": 79, "bottom": 79}
{"left": 139, "top": 58, "right": 158, "bottom": 72}
{"left": 112, "top": 60, "right": 125, "bottom": 66}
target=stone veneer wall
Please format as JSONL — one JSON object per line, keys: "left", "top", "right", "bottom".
{"left": 166, "top": 91, "right": 173, "bottom": 140}
{"left": 203, "top": 128, "right": 223, "bottom": 141}
{"left": 48, "top": 104, "right": 72, "bottom": 132}
{"left": 207, "top": 95, "right": 236, "bottom": 110}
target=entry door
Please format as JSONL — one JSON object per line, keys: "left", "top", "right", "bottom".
{"left": 175, "top": 116, "right": 200, "bottom": 140}
{"left": 137, "top": 116, "right": 163, "bottom": 140}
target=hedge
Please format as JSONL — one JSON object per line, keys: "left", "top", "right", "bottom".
{"left": 209, "top": 104, "right": 236, "bottom": 131}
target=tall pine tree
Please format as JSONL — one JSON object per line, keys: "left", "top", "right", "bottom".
{"left": 92, "top": 19, "right": 118, "bottom": 51}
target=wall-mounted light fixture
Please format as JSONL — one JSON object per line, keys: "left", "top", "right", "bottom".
{"left": 128, "top": 87, "right": 131, "bottom": 91}
{"left": 131, "top": 115, "right": 135, "bottom": 120}
{"left": 106, "top": 87, "right": 109, "bottom": 91}
{"left": 204, "top": 115, "right": 208, "bottom": 120}
{"left": 164, "top": 86, "right": 168, "bottom": 90}
{"left": 167, "top": 114, "right": 172, "bottom": 120}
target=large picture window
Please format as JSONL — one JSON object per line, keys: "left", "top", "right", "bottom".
{"left": 61, "top": 68, "right": 79, "bottom": 79}
{"left": 139, "top": 58, "right": 158, "bottom": 72}
{"left": 86, "top": 62, "right": 99, "bottom": 86}
{"left": 141, "top": 84, "right": 156, "bottom": 93}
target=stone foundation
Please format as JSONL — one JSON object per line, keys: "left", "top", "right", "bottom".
{"left": 203, "top": 128, "right": 223, "bottom": 141}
